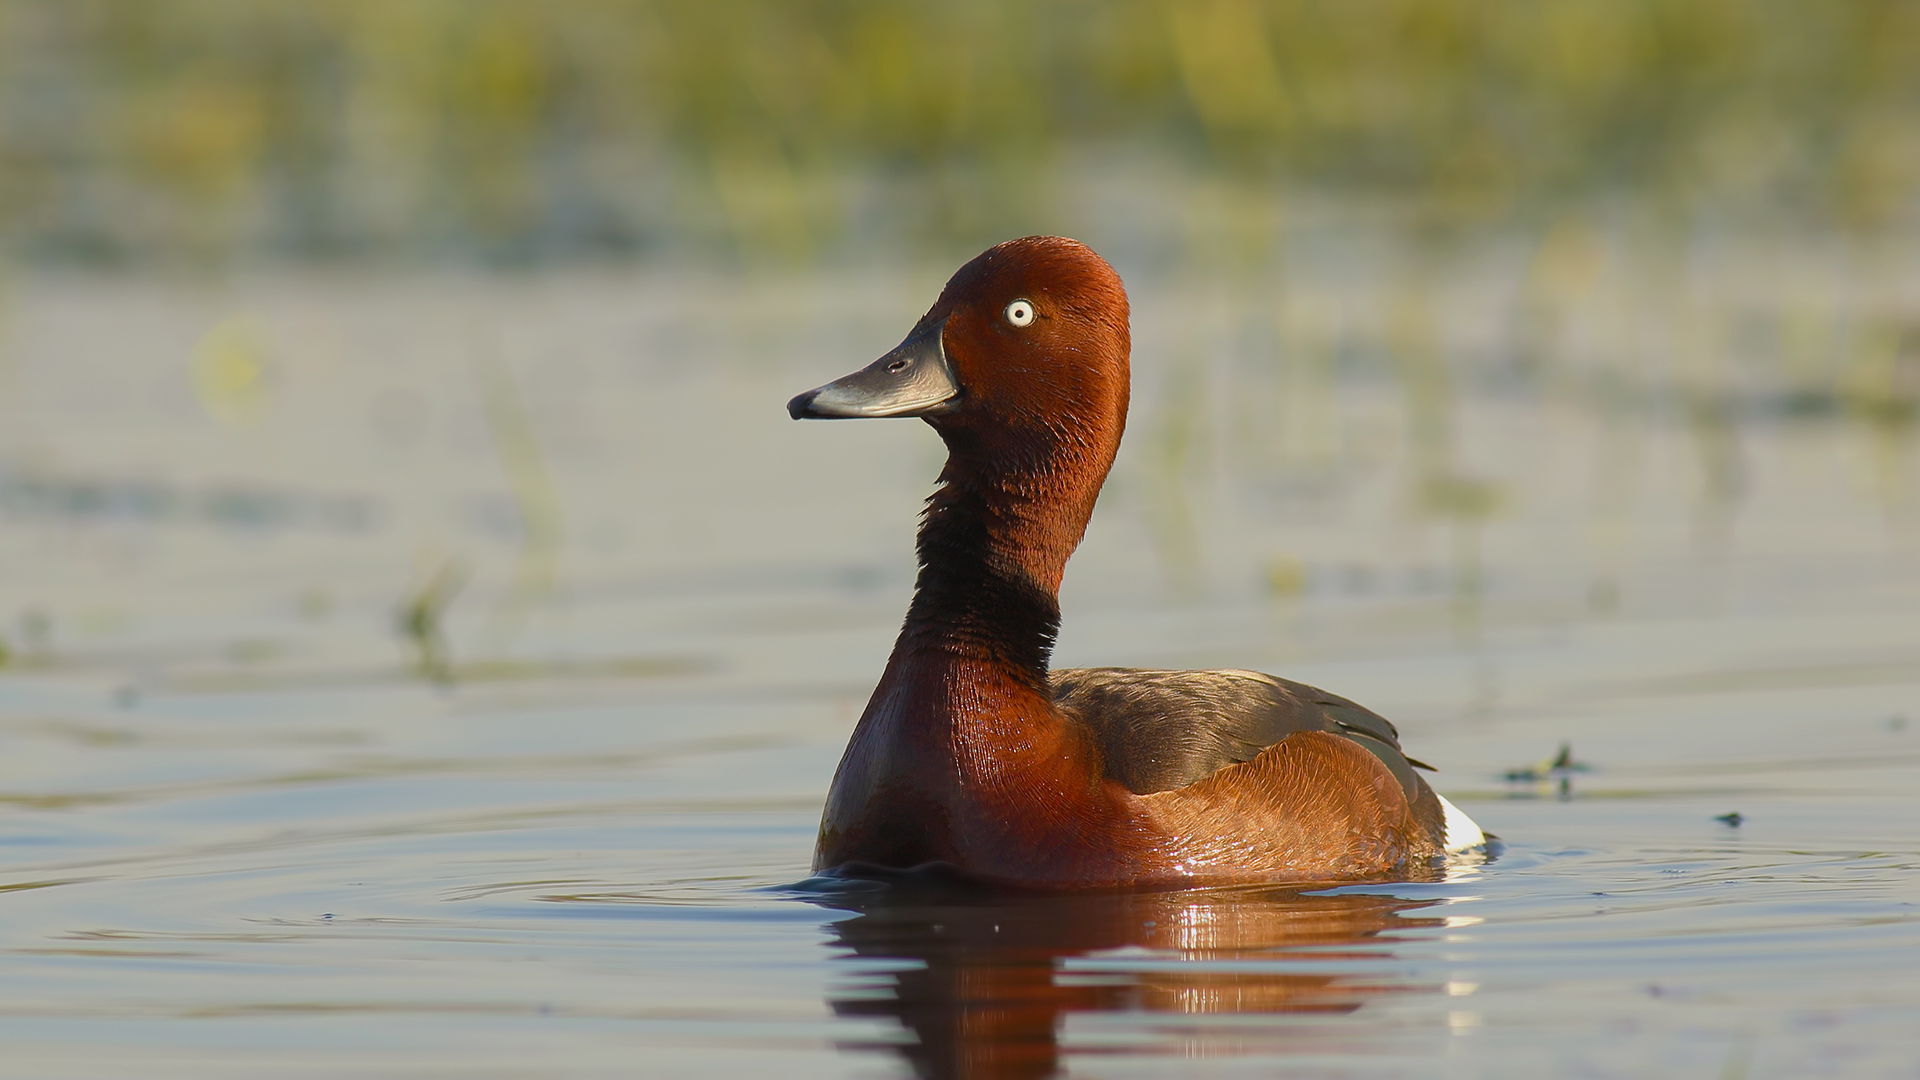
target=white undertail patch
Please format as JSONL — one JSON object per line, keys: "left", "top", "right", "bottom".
{"left": 1438, "top": 794, "right": 1487, "bottom": 852}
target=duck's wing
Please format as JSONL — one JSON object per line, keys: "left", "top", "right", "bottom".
{"left": 1048, "top": 667, "right": 1426, "bottom": 801}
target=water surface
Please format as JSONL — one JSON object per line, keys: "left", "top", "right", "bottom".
{"left": 2, "top": 268, "right": 1917, "bottom": 1077}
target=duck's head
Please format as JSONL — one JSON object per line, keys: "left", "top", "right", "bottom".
{"left": 788, "top": 236, "right": 1130, "bottom": 472}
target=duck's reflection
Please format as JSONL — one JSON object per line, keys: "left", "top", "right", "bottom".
{"left": 816, "top": 882, "right": 1442, "bottom": 1079}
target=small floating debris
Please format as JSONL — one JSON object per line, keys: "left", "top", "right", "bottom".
{"left": 397, "top": 561, "right": 467, "bottom": 684}
{"left": 1503, "top": 742, "right": 1591, "bottom": 799}
{"left": 1502, "top": 742, "right": 1590, "bottom": 782}
{"left": 1715, "top": 812, "right": 1744, "bottom": 827}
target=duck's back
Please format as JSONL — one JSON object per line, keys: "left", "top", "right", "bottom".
{"left": 1050, "top": 668, "right": 1449, "bottom": 847}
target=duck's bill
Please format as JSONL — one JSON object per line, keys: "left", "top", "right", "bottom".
{"left": 787, "top": 319, "right": 960, "bottom": 419}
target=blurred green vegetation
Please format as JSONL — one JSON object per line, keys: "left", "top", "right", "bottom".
{"left": 0, "top": 0, "right": 1914, "bottom": 264}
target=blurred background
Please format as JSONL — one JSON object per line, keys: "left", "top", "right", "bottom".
{"left": 3, "top": 5, "right": 1920, "bottom": 1075}
{"left": 1, "top": 0, "right": 1915, "bottom": 674}
{"left": 3, "top": 0, "right": 1918, "bottom": 266}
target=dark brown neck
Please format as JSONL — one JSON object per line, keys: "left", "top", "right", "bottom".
{"left": 896, "top": 432, "right": 1111, "bottom": 691}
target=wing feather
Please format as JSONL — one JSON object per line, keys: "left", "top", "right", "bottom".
{"left": 1048, "top": 667, "right": 1424, "bottom": 802}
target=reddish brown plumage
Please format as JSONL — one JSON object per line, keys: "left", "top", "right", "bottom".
{"left": 797, "top": 236, "right": 1451, "bottom": 888}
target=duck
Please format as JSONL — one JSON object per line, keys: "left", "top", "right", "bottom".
{"left": 787, "top": 235, "right": 1486, "bottom": 888}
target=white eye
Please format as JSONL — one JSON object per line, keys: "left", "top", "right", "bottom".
{"left": 1004, "top": 299, "right": 1035, "bottom": 327}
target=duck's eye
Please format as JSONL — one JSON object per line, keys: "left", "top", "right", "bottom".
{"left": 1004, "top": 299, "right": 1035, "bottom": 327}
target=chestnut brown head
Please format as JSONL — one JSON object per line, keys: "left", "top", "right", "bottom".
{"left": 789, "top": 236, "right": 1131, "bottom": 470}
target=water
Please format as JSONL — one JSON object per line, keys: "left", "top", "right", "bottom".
{"left": 1, "top": 264, "right": 1917, "bottom": 1077}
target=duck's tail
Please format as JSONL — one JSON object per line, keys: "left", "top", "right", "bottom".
{"left": 1437, "top": 794, "right": 1489, "bottom": 853}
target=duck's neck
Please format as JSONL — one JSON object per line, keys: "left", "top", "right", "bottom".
{"left": 820, "top": 442, "right": 1132, "bottom": 879}
{"left": 896, "top": 441, "right": 1108, "bottom": 690}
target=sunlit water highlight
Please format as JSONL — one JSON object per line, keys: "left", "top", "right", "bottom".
{"left": 1, "top": 266, "right": 1917, "bottom": 1077}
